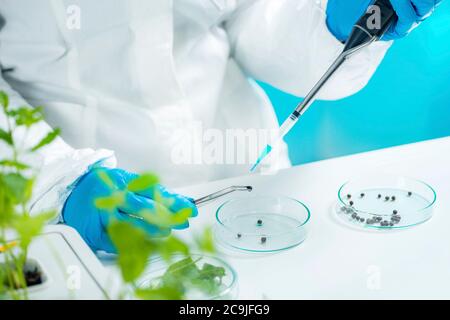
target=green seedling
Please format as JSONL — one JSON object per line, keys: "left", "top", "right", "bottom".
{"left": 0, "top": 91, "right": 58, "bottom": 299}
{"left": 148, "top": 257, "right": 226, "bottom": 298}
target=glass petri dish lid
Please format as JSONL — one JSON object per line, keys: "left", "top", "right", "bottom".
{"left": 335, "top": 174, "right": 436, "bottom": 230}
{"left": 136, "top": 254, "right": 238, "bottom": 300}
{"left": 215, "top": 196, "right": 311, "bottom": 252}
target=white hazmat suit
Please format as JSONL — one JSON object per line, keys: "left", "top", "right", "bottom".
{"left": 0, "top": 0, "right": 391, "bottom": 216}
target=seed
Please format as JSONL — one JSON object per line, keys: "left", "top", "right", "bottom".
{"left": 407, "top": 191, "right": 412, "bottom": 197}
{"left": 385, "top": 196, "right": 390, "bottom": 201}
{"left": 347, "top": 194, "right": 352, "bottom": 199}
{"left": 389, "top": 223, "right": 394, "bottom": 227}
{"left": 257, "top": 219, "right": 263, "bottom": 226}
{"left": 377, "top": 194, "right": 382, "bottom": 199}
{"left": 349, "top": 201, "right": 354, "bottom": 206}
{"left": 391, "top": 196, "right": 396, "bottom": 201}
{"left": 261, "top": 236, "right": 267, "bottom": 244}
{"left": 360, "top": 193, "right": 365, "bottom": 198}
{"left": 393, "top": 210, "right": 398, "bottom": 215}
{"left": 360, "top": 218, "right": 365, "bottom": 223}
{"left": 237, "top": 233, "right": 242, "bottom": 239}
{"left": 340, "top": 206, "right": 346, "bottom": 212}
{"left": 352, "top": 214, "right": 357, "bottom": 219}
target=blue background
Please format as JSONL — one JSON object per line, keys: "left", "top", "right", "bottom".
{"left": 258, "top": 2, "right": 450, "bottom": 166}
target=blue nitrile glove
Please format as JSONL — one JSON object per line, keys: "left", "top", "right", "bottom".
{"left": 62, "top": 167, "right": 198, "bottom": 253}
{"left": 326, "top": 0, "right": 442, "bottom": 42}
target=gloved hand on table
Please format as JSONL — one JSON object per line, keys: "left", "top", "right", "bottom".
{"left": 326, "top": 0, "right": 443, "bottom": 42}
{"left": 62, "top": 167, "right": 197, "bottom": 253}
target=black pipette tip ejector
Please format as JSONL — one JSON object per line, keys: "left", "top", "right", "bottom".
{"left": 343, "top": 0, "right": 397, "bottom": 53}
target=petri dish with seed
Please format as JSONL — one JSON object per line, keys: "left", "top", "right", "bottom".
{"left": 214, "top": 196, "right": 310, "bottom": 252}
{"left": 335, "top": 174, "right": 436, "bottom": 230}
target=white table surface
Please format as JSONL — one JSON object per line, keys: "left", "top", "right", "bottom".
{"left": 170, "top": 137, "right": 450, "bottom": 300}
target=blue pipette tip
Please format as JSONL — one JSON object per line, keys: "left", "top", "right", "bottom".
{"left": 250, "top": 144, "right": 273, "bottom": 172}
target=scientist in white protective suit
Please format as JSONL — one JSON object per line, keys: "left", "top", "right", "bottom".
{"left": 0, "top": 0, "right": 440, "bottom": 252}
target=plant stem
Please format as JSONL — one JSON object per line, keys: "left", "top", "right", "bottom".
{"left": 4, "top": 109, "right": 17, "bottom": 163}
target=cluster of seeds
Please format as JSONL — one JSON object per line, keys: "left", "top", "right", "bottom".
{"left": 341, "top": 191, "right": 412, "bottom": 228}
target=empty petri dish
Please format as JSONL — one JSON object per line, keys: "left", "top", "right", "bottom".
{"left": 214, "top": 196, "right": 310, "bottom": 252}
{"left": 136, "top": 254, "right": 238, "bottom": 300}
{"left": 335, "top": 174, "right": 436, "bottom": 230}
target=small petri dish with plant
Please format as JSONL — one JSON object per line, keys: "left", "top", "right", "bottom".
{"left": 136, "top": 254, "right": 238, "bottom": 300}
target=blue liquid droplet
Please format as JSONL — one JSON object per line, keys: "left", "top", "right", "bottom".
{"left": 250, "top": 145, "right": 273, "bottom": 172}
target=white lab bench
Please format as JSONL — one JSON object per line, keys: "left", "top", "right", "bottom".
{"left": 166, "top": 137, "right": 450, "bottom": 300}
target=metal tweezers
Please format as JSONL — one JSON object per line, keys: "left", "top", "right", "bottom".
{"left": 193, "top": 185, "right": 253, "bottom": 207}
{"left": 125, "top": 185, "right": 253, "bottom": 221}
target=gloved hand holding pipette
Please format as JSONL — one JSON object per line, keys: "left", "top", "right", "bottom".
{"left": 251, "top": 0, "right": 443, "bottom": 172}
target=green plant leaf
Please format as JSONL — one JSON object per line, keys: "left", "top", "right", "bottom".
{"left": 127, "top": 173, "right": 159, "bottom": 193}
{"left": 107, "top": 221, "right": 153, "bottom": 283}
{"left": 199, "top": 263, "right": 226, "bottom": 280}
{"left": 135, "top": 285, "right": 184, "bottom": 300}
{"left": 194, "top": 227, "right": 216, "bottom": 254}
{"left": 155, "top": 236, "right": 189, "bottom": 262}
{"left": 12, "top": 211, "right": 54, "bottom": 251}
{"left": 1, "top": 173, "right": 33, "bottom": 204}
{"left": 0, "top": 183, "right": 15, "bottom": 225}
{"left": 94, "top": 191, "right": 125, "bottom": 211}
{"left": 0, "top": 128, "right": 13, "bottom": 146}
{"left": 0, "top": 160, "right": 29, "bottom": 170}
{"left": 163, "top": 257, "right": 201, "bottom": 283}
{"left": 190, "top": 262, "right": 226, "bottom": 295}
{"left": 7, "top": 106, "right": 44, "bottom": 128}
{"left": 140, "top": 206, "right": 192, "bottom": 229}
{"left": 159, "top": 257, "right": 226, "bottom": 297}
{"left": 0, "top": 91, "right": 8, "bottom": 110}
{"left": 96, "top": 169, "right": 115, "bottom": 189}
{"left": 153, "top": 187, "right": 175, "bottom": 210}
{"left": 30, "top": 128, "right": 60, "bottom": 152}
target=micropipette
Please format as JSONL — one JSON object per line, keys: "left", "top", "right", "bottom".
{"left": 250, "top": 0, "right": 397, "bottom": 172}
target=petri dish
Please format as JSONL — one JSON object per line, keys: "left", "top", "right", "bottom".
{"left": 335, "top": 174, "right": 436, "bottom": 230}
{"left": 136, "top": 254, "right": 238, "bottom": 300}
{"left": 214, "top": 196, "right": 310, "bottom": 252}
